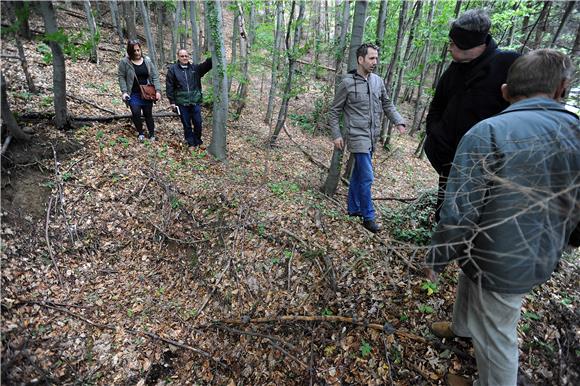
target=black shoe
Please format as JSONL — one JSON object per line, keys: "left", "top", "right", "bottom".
{"left": 348, "top": 212, "right": 363, "bottom": 218}
{"left": 362, "top": 219, "right": 381, "bottom": 233}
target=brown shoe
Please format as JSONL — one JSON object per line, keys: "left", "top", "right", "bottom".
{"left": 431, "top": 321, "right": 456, "bottom": 339}
{"left": 446, "top": 373, "right": 472, "bottom": 386}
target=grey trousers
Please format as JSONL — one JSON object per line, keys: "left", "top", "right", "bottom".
{"left": 452, "top": 272, "right": 524, "bottom": 386}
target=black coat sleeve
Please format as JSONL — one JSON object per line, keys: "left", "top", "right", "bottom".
{"left": 198, "top": 57, "right": 213, "bottom": 77}
{"left": 166, "top": 65, "right": 176, "bottom": 104}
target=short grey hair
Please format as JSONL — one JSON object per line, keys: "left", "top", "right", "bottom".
{"left": 452, "top": 9, "right": 491, "bottom": 33}
{"left": 506, "top": 49, "right": 573, "bottom": 98}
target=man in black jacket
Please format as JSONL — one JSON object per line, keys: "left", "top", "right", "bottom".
{"left": 424, "top": 9, "right": 519, "bottom": 221}
{"left": 166, "top": 49, "right": 212, "bottom": 147}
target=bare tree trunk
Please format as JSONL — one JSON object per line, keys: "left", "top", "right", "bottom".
{"left": 124, "top": 0, "right": 138, "bottom": 40}
{"left": 39, "top": 1, "right": 70, "bottom": 130}
{"left": 533, "top": 1, "right": 551, "bottom": 49}
{"left": 229, "top": 8, "right": 239, "bottom": 93}
{"left": 109, "top": 0, "right": 124, "bottom": 47}
{"left": 1, "top": 72, "right": 31, "bottom": 141}
{"left": 269, "top": 0, "right": 306, "bottom": 147}
{"left": 265, "top": 0, "right": 284, "bottom": 125}
{"left": 83, "top": 0, "right": 99, "bottom": 64}
{"left": 172, "top": 0, "right": 183, "bottom": 59}
{"left": 334, "top": 0, "right": 350, "bottom": 78}
{"left": 313, "top": 0, "right": 322, "bottom": 79}
{"left": 138, "top": 0, "right": 157, "bottom": 67}
{"left": 347, "top": 0, "right": 368, "bottom": 72}
{"left": 190, "top": 0, "right": 200, "bottom": 63}
{"left": 13, "top": 1, "right": 32, "bottom": 40}
{"left": 248, "top": 1, "right": 257, "bottom": 46}
{"left": 375, "top": 0, "right": 387, "bottom": 46}
{"left": 550, "top": 1, "right": 575, "bottom": 48}
{"left": 410, "top": 0, "right": 437, "bottom": 136}
{"left": 573, "top": 20, "right": 580, "bottom": 57}
{"left": 156, "top": 3, "right": 166, "bottom": 66}
{"left": 205, "top": 0, "right": 229, "bottom": 161}
{"left": 235, "top": 2, "right": 250, "bottom": 117}
{"left": 5, "top": 2, "right": 37, "bottom": 93}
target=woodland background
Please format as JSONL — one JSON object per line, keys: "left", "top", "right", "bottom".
{"left": 1, "top": 1, "right": 579, "bottom": 385}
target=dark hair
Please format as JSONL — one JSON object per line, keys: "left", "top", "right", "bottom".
{"left": 452, "top": 9, "right": 491, "bottom": 33}
{"left": 506, "top": 49, "right": 573, "bottom": 98}
{"left": 126, "top": 40, "right": 141, "bottom": 60}
{"left": 356, "top": 43, "right": 379, "bottom": 60}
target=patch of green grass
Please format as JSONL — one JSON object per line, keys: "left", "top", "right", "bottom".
{"left": 418, "top": 304, "right": 434, "bottom": 314}
{"left": 268, "top": 180, "right": 300, "bottom": 198}
{"left": 360, "top": 341, "right": 372, "bottom": 358}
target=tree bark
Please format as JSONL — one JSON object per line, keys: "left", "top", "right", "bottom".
{"left": 269, "top": 0, "right": 306, "bottom": 147}
{"left": 13, "top": 1, "right": 32, "bottom": 40}
{"left": 229, "top": 8, "right": 239, "bottom": 93}
{"left": 334, "top": 0, "right": 350, "bottom": 79}
{"left": 550, "top": 1, "right": 575, "bottom": 48}
{"left": 1, "top": 72, "right": 31, "bottom": 141}
{"left": 190, "top": 0, "right": 200, "bottom": 63}
{"left": 235, "top": 1, "right": 250, "bottom": 117}
{"left": 138, "top": 0, "right": 157, "bottom": 67}
{"left": 172, "top": 0, "right": 183, "bottom": 59}
{"left": 205, "top": 0, "right": 229, "bottom": 161}
{"left": 123, "top": 0, "right": 138, "bottom": 40}
{"left": 265, "top": 0, "right": 284, "bottom": 125}
{"left": 347, "top": 0, "right": 368, "bottom": 72}
{"left": 375, "top": 0, "right": 387, "bottom": 46}
{"left": 5, "top": 2, "right": 37, "bottom": 94}
{"left": 83, "top": 0, "right": 99, "bottom": 64}
{"left": 156, "top": 2, "right": 166, "bottom": 66}
{"left": 573, "top": 19, "right": 580, "bottom": 57}
{"left": 109, "top": 0, "right": 124, "bottom": 47}
{"left": 39, "top": 1, "right": 71, "bottom": 130}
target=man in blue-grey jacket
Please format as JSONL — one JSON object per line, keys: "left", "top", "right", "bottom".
{"left": 328, "top": 43, "right": 406, "bottom": 233}
{"left": 424, "top": 49, "right": 579, "bottom": 386}
{"left": 166, "top": 49, "right": 212, "bottom": 147}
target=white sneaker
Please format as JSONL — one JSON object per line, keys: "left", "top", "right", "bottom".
{"left": 138, "top": 134, "right": 145, "bottom": 141}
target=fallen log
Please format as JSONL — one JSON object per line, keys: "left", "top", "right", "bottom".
{"left": 17, "top": 111, "right": 179, "bottom": 122}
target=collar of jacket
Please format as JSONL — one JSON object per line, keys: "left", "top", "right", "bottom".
{"left": 499, "top": 96, "right": 579, "bottom": 119}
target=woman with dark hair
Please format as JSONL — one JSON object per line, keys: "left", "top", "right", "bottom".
{"left": 117, "top": 40, "right": 161, "bottom": 141}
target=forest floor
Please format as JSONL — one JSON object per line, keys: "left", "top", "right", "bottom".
{"left": 1, "top": 6, "right": 579, "bottom": 386}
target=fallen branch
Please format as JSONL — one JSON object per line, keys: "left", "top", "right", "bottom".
{"left": 147, "top": 219, "right": 208, "bottom": 245}
{"left": 282, "top": 124, "right": 349, "bottom": 185}
{"left": 1, "top": 135, "right": 13, "bottom": 156}
{"left": 215, "top": 315, "right": 427, "bottom": 344}
{"left": 66, "top": 93, "right": 116, "bottom": 115}
{"left": 23, "top": 300, "right": 226, "bottom": 368}
{"left": 335, "top": 192, "right": 418, "bottom": 203}
{"left": 17, "top": 112, "right": 179, "bottom": 122}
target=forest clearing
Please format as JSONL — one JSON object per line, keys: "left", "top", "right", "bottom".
{"left": 1, "top": 1, "right": 579, "bottom": 385}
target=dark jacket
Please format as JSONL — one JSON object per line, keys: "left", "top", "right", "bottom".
{"left": 328, "top": 71, "right": 404, "bottom": 153}
{"left": 424, "top": 38, "right": 519, "bottom": 175}
{"left": 427, "top": 97, "right": 580, "bottom": 294}
{"left": 166, "top": 58, "right": 212, "bottom": 105}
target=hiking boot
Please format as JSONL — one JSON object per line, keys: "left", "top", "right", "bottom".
{"left": 431, "top": 321, "right": 456, "bottom": 339}
{"left": 362, "top": 219, "right": 381, "bottom": 233}
{"left": 446, "top": 373, "right": 472, "bottom": 386}
{"left": 138, "top": 134, "right": 145, "bottom": 141}
{"left": 348, "top": 212, "right": 363, "bottom": 219}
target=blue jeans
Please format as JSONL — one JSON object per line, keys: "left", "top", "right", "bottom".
{"left": 348, "top": 153, "right": 375, "bottom": 221}
{"left": 178, "top": 104, "right": 203, "bottom": 146}
{"left": 129, "top": 92, "right": 154, "bottom": 137}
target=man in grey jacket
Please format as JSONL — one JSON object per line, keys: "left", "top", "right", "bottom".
{"left": 328, "top": 43, "right": 406, "bottom": 233}
{"left": 424, "top": 49, "right": 579, "bottom": 386}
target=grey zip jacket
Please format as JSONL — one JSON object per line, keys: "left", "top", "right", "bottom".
{"left": 117, "top": 55, "right": 162, "bottom": 94}
{"left": 328, "top": 71, "right": 404, "bottom": 153}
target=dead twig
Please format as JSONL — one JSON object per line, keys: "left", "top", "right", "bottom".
{"left": 44, "top": 196, "right": 65, "bottom": 288}
{"left": 193, "top": 259, "right": 232, "bottom": 320}
{"left": 211, "top": 323, "right": 308, "bottom": 369}
{"left": 147, "top": 219, "right": 208, "bottom": 245}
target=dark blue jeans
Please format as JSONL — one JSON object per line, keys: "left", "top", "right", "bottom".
{"left": 347, "top": 153, "right": 375, "bottom": 221}
{"left": 178, "top": 104, "right": 203, "bottom": 146}
{"left": 129, "top": 92, "right": 154, "bottom": 137}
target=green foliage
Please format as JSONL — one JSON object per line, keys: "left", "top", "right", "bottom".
{"left": 268, "top": 180, "right": 300, "bottom": 198}
{"left": 360, "top": 341, "right": 372, "bottom": 357}
{"left": 61, "top": 171, "right": 73, "bottom": 181}
{"left": 523, "top": 311, "right": 540, "bottom": 321}
{"left": 417, "top": 304, "right": 434, "bottom": 314}
{"left": 170, "top": 197, "right": 182, "bottom": 209}
{"left": 421, "top": 280, "right": 439, "bottom": 296}
{"left": 288, "top": 96, "right": 329, "bottom": 135}
{"left": 381, "top": 190, "right": 437, "bottom": 245}
{"left": 39, "top": 27, "right": 100, "bottom": 63}
{"left": 322, "top": 308, "right": 333, "bottom": 316}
